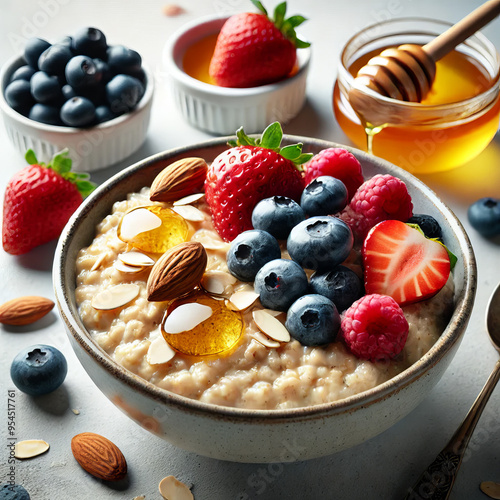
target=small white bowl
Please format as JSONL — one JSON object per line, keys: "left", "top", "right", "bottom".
{"left": 164, "top": 15, "right": 311, "bottom": 135}
{"left": 0, "top": 55, "right": 154, "bottom": 172}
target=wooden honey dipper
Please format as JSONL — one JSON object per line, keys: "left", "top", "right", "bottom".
{"left": 350, "top": 0, "right": 500, "bottom": 111}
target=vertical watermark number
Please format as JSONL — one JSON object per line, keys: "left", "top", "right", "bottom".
{"left": 6, "top": 390, "right": 17, "bottom": 490}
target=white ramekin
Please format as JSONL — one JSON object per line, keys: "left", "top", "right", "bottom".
{"left": 163, "top": 15, "right": 311, "bottom": 135}
{"left": 0, "top": 55, "right": 154, "bottom": 172}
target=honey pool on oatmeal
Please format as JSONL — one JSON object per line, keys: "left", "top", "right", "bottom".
{"left": 75, "top": 187, "right": 454, "bottom": 410}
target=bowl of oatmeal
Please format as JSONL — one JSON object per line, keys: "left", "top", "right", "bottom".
{"left": 53, "top": 136, "right": 476, "bottom": 463}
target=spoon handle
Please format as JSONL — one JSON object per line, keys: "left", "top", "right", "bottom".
{"left": 404, "top": 359, "right": 500, "bottom": 500}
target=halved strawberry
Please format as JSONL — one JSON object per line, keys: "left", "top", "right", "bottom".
{"left": 362, "top": 219, "right": 451, "bottom": 306}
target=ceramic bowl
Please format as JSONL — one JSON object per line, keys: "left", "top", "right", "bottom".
{"left": 163, "top": 15, "right": 311, "bottom": 135}
{"left": 0, "top": 55, "right": 154, "bottom": 172}
{"left": 53, "top": 137, "right": 476, "bottom": 463}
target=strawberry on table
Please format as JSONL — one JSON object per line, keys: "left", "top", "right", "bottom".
{"left": 2, "top": 149, "right": 95, "bottom": 255}
{"left": 362, "top": 220, "right": 452, "bottom": 306}
{"left": 209, "top": 0, "right": 310, "bottom": 88}
{"left": 205, "top": 122, "right": 312, "bottom": 242}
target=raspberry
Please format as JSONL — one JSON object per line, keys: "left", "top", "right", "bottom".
{"left": 339, "top": 174, "right": 413, "bottom": 242}
{"left": 304, "top": 148, "right": 364, "bottom": 201}
{"left": 341, "top": 294, "right": 409, "bottom": 361}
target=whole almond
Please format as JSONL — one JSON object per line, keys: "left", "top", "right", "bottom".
{"left": 71, "top": 432, "right": 127, "bottom": 481}
{"left": 0, "top": 296, "right": 54, "bottom": 325}
{"left": 147, "top": 241, "right": 207, "bottom": 302}
{"left": 150, "top": 157, "right": 208, "bottom": 202}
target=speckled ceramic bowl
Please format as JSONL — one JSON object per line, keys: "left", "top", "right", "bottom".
{"left": 53, "top": 137, "right": 476, "bottom": 463}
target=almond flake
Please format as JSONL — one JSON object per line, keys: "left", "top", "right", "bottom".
{"left": 15, "top": 439, "right": 50, "bottom": 459}
{"left": 191, "top": 229, "right": 230, "bottom": 251}
{"left": 120, "top": 208, "right": 162, "bottom": 241}
{"left": 172, "top": 205, "right": 205, "bottom": 222}
{"left": 252, "top": 309, "right": 290, "bottom": 343}
{"left": 229, "top": 290, "right": 260, "bottom": 311}
{"left": 114, "top": 261, "right": 145, "bottom": 274}
{"left": 481, "top": 482, "right": 500, "bottom": 499}
{"left": 163, "top": 303, "right": 212, "bottom": 334}
{"left": 173, "top": 193, "right": 205, "bottom": 206}
{"left": 201, "top": 271, "right": 237, "bottom": 296}
{"left": 262, "top": 308, "right": 283, "bottom": 317}
{"left": 90, "top": 253, "right": 107, "bottom": 271}
{"left": 147, "top": 335, "right": 176, "bottom": 364}
{"left": 91, "top": 284, "right": 140, "bottom": 310}
{"left": 119, "top": 251, "right": 155, "bottom": 267}
{"left": 72, "top": 409, "right": 80, "bottom": 415}
{"left": 159, "top": 475, "right": 193, "bottom": 500}
{"left": 251, "top": 331, "right": 281, "bottom": 349}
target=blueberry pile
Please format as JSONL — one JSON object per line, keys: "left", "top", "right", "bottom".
{"left": 4, "top": 27, "right": 146, "bottom": 127}
{"left": 227, "top": 176, "right": 363, "bottom": 346}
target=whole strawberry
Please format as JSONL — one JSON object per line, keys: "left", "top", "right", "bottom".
{"left": 205, "top": 122, "right": 312, "bottom": 241}
{"left": 209, "top": 1, "right": 310, "bottom": 88}
{"left": 2, "top": 149, "right": 95, "bottom": 255}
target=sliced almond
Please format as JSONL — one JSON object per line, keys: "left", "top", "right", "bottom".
{"left": 91, "top": 284, "right": 140, "bottom": 310}
{"left": 163, "top": 303, "right": 213, "bottom": 334}
{"left": 15, "top": 439, "right": 50, "bottom": 459}
{"left": 90, "top": 253, "right": 108, "bottom": 272}
{"left": 159, "top": 475, "right": 194, "bottom": 500}
{"left": 191, "top": 229, "right": 230, "bottom": 251}
{"left": 172, "top": 204, "right": 205, "bottom": 222}
{"left": 119, "top": 207, "right": 162, "bottom": 241}
{"left": 173, "top": 193, "right": 205, "bottom": 206}
{"left": 147, "top": 335, "right": 176, "bottom": 364}
{"left": 251, "top": 331, "right": 281, "bottom": 349}
{"left": 118, "top": 251, "right": 155, "bottom": 267}
{"left": 229, "top": 290, "right": 259, "bottom": 311}
{"left": 201, "top": 271, "right": 237, "bottom": 296}
{"left": 114, "top": 261, "right": 145, "bottom": 274}
{"left": 252, "top": 309, "right": 290, "bottom": 343}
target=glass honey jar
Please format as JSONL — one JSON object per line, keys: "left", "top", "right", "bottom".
{"left": 333, "top": 18, "right": 500, "bottom": 174}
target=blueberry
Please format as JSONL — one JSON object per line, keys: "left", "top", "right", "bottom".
{"left": 56, "top": 35, "right": 73, "bottom": 48}
{"left": 65, "top": 55, "right": 101, "bottom": 88}
{"left": 38, "top": 44, "right": 73, "bottom": 77}
{"left": 0, "top": 484, "right": 30, "bottom": 500}
{"left": 407, "top": 213, "right": 443, "bottom": 240}
{"left": 285, "top": 294, "right": 340, "bottom": 346}
{"left": 252, "top": 196, "right": 305, "bottom": 240}
{"left": 287, "top": 216, "right": 353, "bottom": 272}
{"left": 10, "top": 344, "right": 67, "bottom": 396}
{"left": 60, "top": 96, "right": 96, "bottom": 127}
{"left": 106, "top": 74, "right": 144, "bottom": 114}
{"left": 78, "top": 83, "right": 107, "bottom": 106}
{"left": 4, "top": 80, "right": 34, "bottom": 114}
{"left": 95, "top": 105, "right": 117, "bottom": 123}
{"left": 107, "top": 45, "right": 142, "bottom": 75}
{"left": 300, "top": 176, "right": 348, "bottom": 216}
{"left": 24, "top": 37, "right": 51, "bottom": 69}
{"left": 29, "top": 103, "right": 61, "bottom": 125}
{"left": 254, "top": 259, "right": 308, "bottom": 311}
{"left": 30, "top": 71, "right": 63, "bottom": 104}
{"left": 227, "top": 229, "right": 281, "bottom": 282}
{"left": 468, "top": 197, "right": 500, "bottom": 237}
{"left": 72, "top": 27, "right": 108, "bottom": 59}
{"left": 10, "top": 65, "right": 37, "bottom": 83}
{"left": 93, "top": 58, "right": 111, "bottom": 84}
{"left": 309, "top": 265, "right": 363, "bottom": 313}
{"left": 61, "top": 84, "right": 77, "bottom": 100}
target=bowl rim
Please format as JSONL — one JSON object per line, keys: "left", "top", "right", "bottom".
{"left": 54, "top": 135, "right": 477, "bottom": 421}
{"left": 163, "top": 13, "right": 311, "bottom": 98}
{"left": 0, "top": 53, "right": 155, "bottom": 134}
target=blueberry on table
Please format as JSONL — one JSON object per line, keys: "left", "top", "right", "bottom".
{"left": 0, "top": 483, "right": 30, "bottom": 500}
{"left": 10, "top": 344, "right": 67, "bottom": 396}
{"left": 107, "top": 44, "right": 142, "bottom": 75}
{"left": 300, "top": 176, "right": 348, "bottom": 216}
{"left": 60, "top": 96, "right": 96, "bottom": 127}
{"left": 106, "top": 74, "right": 145, "bottom": 114}
{"left": 254, "top": 258, "right": 309, "bottom": 311}
{"left": 285, "top": 294, "right": 340, "bottom": 346}
{"left": 227, "top": 229, "right": 281, "bottom": 282}
{"left": 95, "top": 105, "right": 117, "bottom": 124}
{"left": 287, "top": 216, "right": 353, "bottom": 272}
{"left": 30, "top": 71, "right": 63, "bottom": 104}
{"left": 4, "top": 79, "right": 34, "bottom": 114}
{"left": 252, "top": 196, "right": 305, "bottom": 240}
{"left": 65, "top": 55, "right": 101, "bottom": 88}
{"left": 10, "top": 65, "right": 37, "bottom": 83}
{"left": 407, "top": 213, "right": 443, "bottom": 240}
{"left": 37, "top": 44, "right": 73, "bottom": 77}
{"left": 29, "top": 103, "right": 61, "bottom": 125}
{"left": 468, "top": 197, "right": 500, "bottom": 237}
{"left": 72, "top": 27, "right": 108, "bottom": 59}
{"left": 24, "top": 37, "right": 51, "bottom": 69}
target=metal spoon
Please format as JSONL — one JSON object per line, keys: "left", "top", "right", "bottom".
{"left": 405, "top": 283, "right": 500, "bottom": 500}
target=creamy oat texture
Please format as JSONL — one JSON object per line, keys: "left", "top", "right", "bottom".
{"left": 75, "top": 188, "right": 454, "bottom": 410}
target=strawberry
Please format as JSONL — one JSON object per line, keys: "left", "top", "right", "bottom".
{"left": 2, "top": 149, "right": 95, "bottom": 255}
{"left": 362, "top": 220, "right": 452, "bottom": 306}
{"left": 205, "top": 122, "right": 312, "bottom": 241}
{"left": 208, "top": 1, "right": 310, "bottom": 88}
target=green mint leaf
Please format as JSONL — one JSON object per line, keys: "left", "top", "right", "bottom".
{"left": 25, "top": 149, "right": 39, "bottom": 165}
{"left": 250, "top": 0, "right": 267, "bottom": 16}
{"left": 273, "top": 2, "right": 287, "bottom": 28}
{"left": 447, "top": 248, "right": 458, "bottom": 270}
{"left": 260, "top": 122, "right": 283, "bottom": 150}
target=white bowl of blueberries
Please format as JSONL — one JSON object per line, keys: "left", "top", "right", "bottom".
{"left": 0, "top": 27, "right": 154, "bottom": 172}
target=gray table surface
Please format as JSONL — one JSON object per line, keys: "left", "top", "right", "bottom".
{"left": 1, "top": 1, "right": 499, "bottom": 499}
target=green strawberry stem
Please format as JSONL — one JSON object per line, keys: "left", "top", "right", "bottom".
{"left": 228, "top": 122, "right": 313, "bottom": 171}
{"left": 251, "top": 0, "right": 310, "bottom": 49}
{"left": 25, "top": 149, "right": 96, "bottom": 198}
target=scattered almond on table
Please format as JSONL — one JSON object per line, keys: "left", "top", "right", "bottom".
{"left": 0, "top": 296, "right": 54, "bottom": 325}
{"left": 159, "top": 475, "right": 194, "bottom": 500}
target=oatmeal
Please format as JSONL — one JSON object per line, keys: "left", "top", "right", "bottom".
{"left": 75, "top": 188, "right": 454, "bottom": 410}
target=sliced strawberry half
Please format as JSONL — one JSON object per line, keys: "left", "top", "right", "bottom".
{"left": 362, "top": 219, "right": 451, "bottom": 306}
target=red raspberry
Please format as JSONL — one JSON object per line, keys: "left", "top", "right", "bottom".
{"left": 341, "top": 294, "right": 409, "bottom": 361}
{"left": 304, "top": 148, "right": 364, "bottom": 201}
{"left": 339, "top": 174, "right": 413, "bottom": 242}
